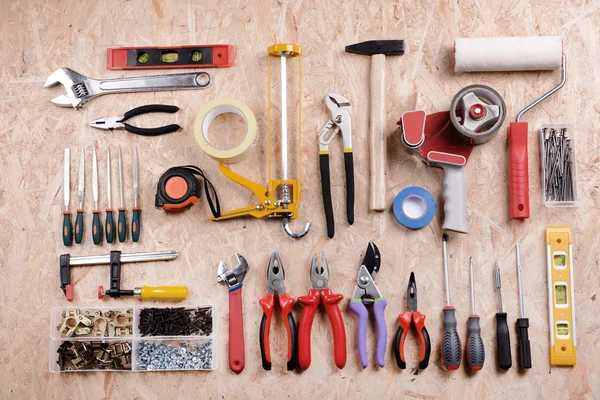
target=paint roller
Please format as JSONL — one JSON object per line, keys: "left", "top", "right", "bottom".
{"left": 454, "top": 36, "right": 566, "bottom": 220}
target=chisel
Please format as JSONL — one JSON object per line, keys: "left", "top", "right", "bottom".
{"left": 495, "top": 262, "right": 512, "bottom": 370}
{"left": 132, "top": 146, "right": 141, "bottom": 242}
{"left": 92, "top": 148, "right": 102, "bottom": 244}
{"left": 105, "top": 149, "right": 115, "bottom": 243}
{"left": 74, "top": 148, "right": 85, "bottom": 244}
{"left": 117, "top": 146, "right": 127, "bottom": 242}
{"left": 62, "top": 148, "right": 73, "bottom": 246}
{"left": 516, "top": 243, "right": 531, "bottom": 369}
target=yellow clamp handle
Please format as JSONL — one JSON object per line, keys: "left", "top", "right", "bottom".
{"left": 139, "top": 286, "right": 188, "bottom": 301}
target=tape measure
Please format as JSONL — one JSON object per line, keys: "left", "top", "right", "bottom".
{"left": 545, "top": 226, "right": 577, "bottom": 366}
{"left": 393, "top": 186, "right": 436, "bottom": 229}
{"left": 155, "top": 166, "right": 220, "bottom": 217}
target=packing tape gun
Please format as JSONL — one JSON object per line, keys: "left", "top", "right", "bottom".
{"left": 393, "top": 186, "right": 436, "bottom": 229}
{"left": 155, "top": 165, "right": 221, "bottom": 216}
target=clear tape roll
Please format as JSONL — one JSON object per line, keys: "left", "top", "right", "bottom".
{"left": 194, "top": 97, "right": 258, "bottom": 163}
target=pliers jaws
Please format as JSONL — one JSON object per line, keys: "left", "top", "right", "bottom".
{"left": 310, "top": 252, "right": 329, "bottom": 290}
{"left": 319, "top": 93, "right": 352, "bottom": 152}
{"left": 266, "top": 251, "right": 286, "bottom": 295}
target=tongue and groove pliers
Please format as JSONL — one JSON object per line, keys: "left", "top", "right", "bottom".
{"left": 350, "top": 242, "right": 387, "bottom": 368}
{"left": 297, "top": 252, "right": 346, "bottom": 370}
{"left": 259, "top": 251, "right": 298, "bottom": 371}
{"left": 318, "top": 93, "right": 354, "bottom": 238}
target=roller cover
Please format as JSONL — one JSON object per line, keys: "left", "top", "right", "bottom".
{"left": 454, "top": 36, "right": 562, "bottom": 72}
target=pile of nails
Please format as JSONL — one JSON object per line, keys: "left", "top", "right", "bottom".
{"left": 138, "top": 307, "right": 213, "bottom": 337}
{"left": 543, "top": 127, "right": 575, "bottom": 202}
{"left": 56, "top": 340, "right": 132, "bottom": 371}
{"left": 137, "top": 340, "right": 213, "bottom": 370}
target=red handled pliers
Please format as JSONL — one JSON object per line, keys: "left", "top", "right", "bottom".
{"left": 394, "top": 272, "right": 431, "bottom": 369}
{"left": 297, "top": 252, "right": 346, "bottom": 370}
{"left": 259, "top": 251, "right": 298, "bottom": 371}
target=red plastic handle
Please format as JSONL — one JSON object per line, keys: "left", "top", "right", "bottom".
{"left": 412, "top": 311, "right": 428, "bottom": 363}
{"left": 278, "top": 293, "right": 296, "bottom": 364}
{"left": 259, "top": 293, "right": 274, "bottom": 369}
{"left": 297, "top": 289, "right": 320, "bottom": 370}
{"left": 228, "top": 287, "right": 245, "bottom": 373}
{"left": 508, "top": 122, "right": 530, "bottom": 219}
{"left": 322, "top": 289, "right": 346, "bottom": 369}
{"left": 397, "top": 312, "right": 412, "bottom": 363}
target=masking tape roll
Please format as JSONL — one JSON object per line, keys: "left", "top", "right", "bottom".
{"left": 393, "top": 186, "right": 436, "bottom": 230}
{"left": 194, "top": 97, "right": 258, "bottom": 163}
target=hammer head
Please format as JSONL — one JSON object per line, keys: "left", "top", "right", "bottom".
{"left": 345, "top": 40, "right": 405, "bottom": 56}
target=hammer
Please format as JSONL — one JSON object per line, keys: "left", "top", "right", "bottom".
{"left": 345, "top": 40, "right": 405, "bottom": 211}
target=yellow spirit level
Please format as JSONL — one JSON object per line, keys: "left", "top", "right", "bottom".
{"left": 545, "top": 226, "right": 576, "bottom": 366}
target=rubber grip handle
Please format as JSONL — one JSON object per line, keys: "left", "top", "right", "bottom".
{"left": 105, "top": 209, "right": 115, "bottom": 243}
{"left": 228, "top": 286, "right": 245, "bottom": 373}
{"left": 349, "top": 300, "right": 369, "bottom": 368}
{"left": 413, "top": 311, "right": 431, "bottom": 369}
{"left": 508, "top": 122, "right": 530, "bottom": 219}
{"left": 139, "top": 285, "right": 188, "bottom": 301}
{"left": 496, "top": 312, "right": 512, "bottom": 370}
{"left": 278, "top": 293, "right": 298, "bottom": 371}
{"left": 373, "top": 299, "right": 388, "bottom": 368}
{"left": 118, "top": 208, "right": 127, "bottom": 242}
{"left": 394, "top": 312, "right": 411, "bottom": 369}
{"left": 369, "top": 54, "right": 387, "bottom": 211}
{"left": 319, "top": 153, "right": 335, "bottom": 238}
{"left": 322, "top": 289, "right": 346, "bottom": 369}
{"left": 123, "top": 104, "right": 180, "bottom": 120}
{"left": 442, "top": 307, "right": 462, "bottom": 370}
{"left": 297, "top": 289, "right": 320, "bottom": 370}
{"left": 259, "top": 294, "right": 274, "bottom": 370}
{"left": 441, "top": 164, "right": 468, "bottom": 234}
{"left": 517, "top": 318, "right": 532, "bottom": 369}
{"left": 132, "top": 208, "right": 141, "bottom": 242}
{"left": 124, "top": 123, "right": 181, "bottom": 136}
{"left": 92, "top": 210, "right": 102, "bottom": 244}
{"left": 344, "top": 151, "right": 355, "bottom": 225}
{"left": 74, "top": 210, "right": 84, "bottom": 244}
{"left": 62, "top": 212, "right": 73, "bottom": 246}
{"left": 466, "top": 315, "right": 485, "bottom": 370}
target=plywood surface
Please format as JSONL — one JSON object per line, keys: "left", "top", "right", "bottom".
{"left": 1, "top": 0, "right": 599, "bottom": 398}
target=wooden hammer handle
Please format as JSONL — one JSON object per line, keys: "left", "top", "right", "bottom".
{"left": 369, "top": 54, "right": 387, "bottom": 211}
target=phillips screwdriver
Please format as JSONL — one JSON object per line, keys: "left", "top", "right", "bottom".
{"left": 516, "top": 243, "right": 532, "bottom": 369}
{"left": 74, "top": 148, "right": 85, "bottom": 244}
{"left": 441, "top": 234, "right": 461, "bottom": 370}
{"left": 466, "top": 256, "right": 484, "bottom": 371}
{"left": 117, "top": 146, "right": 127, "bottom": 242}
{"left": 105, "top": 149, "right": 115, "bottom": 243}
{"left": 92, "top": 148, "right": 102, "bottom": 244}
{"left": 495, "top": 262, "right": 512, "bottom": 370}
{"left": 132, "top": 146, "right": 141, "bottom": 242}
{"left": 62, "top": 148, "right": 73, "bottom": 246}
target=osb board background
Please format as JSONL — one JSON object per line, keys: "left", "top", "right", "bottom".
{"left": 1, "top": 0, "right": 599, "bottom": 399}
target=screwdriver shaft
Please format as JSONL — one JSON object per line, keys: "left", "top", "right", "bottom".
{"left": 442, "top": 234, "right": 451, "bottom": 306}
{"left": 469, "top": 257, "right": 475, "bottom": 315}
{"left": 516, "top": 242, "right": 525, "bottom": 318}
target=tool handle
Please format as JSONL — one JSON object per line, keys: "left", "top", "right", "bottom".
{"left": 467, "top": 315, "right": 485, "bottom": 371}
{"left": 92, "top": 210, "right": 102, "bottom": 244}
{"left": 62, "top": 212, "right": 73, "bottom": 246}
{"left": 123, "top": 104, "right": 180, "bottom": 120}
{"left": 322, "top": 289, "right": 347, "bottom": 369}
{"left": 132, "top": 207, "right": 141, "bottom": 242}
{"left": 508, "top": 122, "right": 530, "bottom": 220}
{"left": 441, "top": 163, "right": 468, "bottom": 234}
{"left": 496, "top": 312, "right": 512, "bottom": 370}
{"left": 344, "top": 151, "right": 355, "bottom": 225}
{"left": 319, "top": 153, "right": 335, "bottom": 238}
{"left": 118, "top": 208, "right": 127, "bottom": 242}
{"left": 349, "top": 300, "right": 369, "bottom": 368}
{"left": 442, "top": 306, "right": 462, "bottom": 370}
{"left": 74, "top": 209, "right": 84, "bottom": 244}
{"left": 139, "top": 285, "right": 188, "bottom": 301}
{"left": 413, "top": 311, "right": 431, "bottom": 369}
{"left": 394, "top": 312, "right": 412, "bottom": 369}
{"left": 228, "top": 286, "right": 245, "bottom": 373}
{"left": 259, "top": 293, "right": 274, "bottom": 370}
{"left": 517, "top": 317, "right": 531, "bottom": 369}
{"left": 369, "top": 53, "right": 387, "bottom": 211}
{"left": 278, "top": 293, "right": 298, "bottom": 371}
{"left": 297, "top": 289, "right": 320, "bottom": 370}
{"left": 124, "top": 123, "right": 181, "bottom": 136}
{"left": 373, "top": 298, "right": 388, "bottom": 368}
{"left": 105, "top": 209, "right": 115, "bottom": 243}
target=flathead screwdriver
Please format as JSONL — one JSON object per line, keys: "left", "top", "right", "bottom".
{"left": 516, "top": 243, "right": 531, "bottom": 369}
{"left": 495, "top": 262, "right": 512, "bottom": 370}
{"left": 441, "top": 234, "right": 461, "bottom": 370}
{"left": 466, "top": 257, "right": 484, "bottom": 371}
{"left": 117, "top": 146, "right": 127, "bottom": 242}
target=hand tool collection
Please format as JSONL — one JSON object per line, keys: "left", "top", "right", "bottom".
{"left": 51, "top": 35, "right": 577, "bottom": 375}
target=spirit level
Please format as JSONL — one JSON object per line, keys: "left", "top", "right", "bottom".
{"left": 545, "top": 226, "right": 577, "bottom": 366}
{"left": 107, "top": 45, "right": 234, "bottom": 70}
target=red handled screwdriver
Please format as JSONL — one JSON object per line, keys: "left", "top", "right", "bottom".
{"left": 441, "top": 234, "right": 461, "bottom": 370}
{"left": 466, "top": 257, "right": 484, "bottom": 371}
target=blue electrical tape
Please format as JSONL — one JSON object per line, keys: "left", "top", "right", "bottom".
{"left": 393, "top": 186, "right": 436, "bottom": 230}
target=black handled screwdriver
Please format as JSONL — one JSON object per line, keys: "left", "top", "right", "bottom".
{"left": 516, "top": 243, "right": 531, "bottom": 369}
{"left": 441, "top": 234, "right": 461, "bottom": 370}
{"left": 466, "top": 256, "right": 484, "bottom": 371}
{"left": 495, "top": 262, "right": 512, "bottom": 370}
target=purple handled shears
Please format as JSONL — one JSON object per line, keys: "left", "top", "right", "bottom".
{"left": 349, "top": 242, "right": 387, "bottom": 368}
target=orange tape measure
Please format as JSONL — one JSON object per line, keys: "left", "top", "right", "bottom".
{"left": 155, "top": 166, "right": 221, "bottom": 216}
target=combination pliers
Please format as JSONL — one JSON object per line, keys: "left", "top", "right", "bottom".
{"left": 90, "top": 104, "right": 181, "bottom": 136}
{"left": 349, "top": 242, "right": 387, "bottom": 368}
{"left": 318, "top": 93, "right": 354, "bottom": 238}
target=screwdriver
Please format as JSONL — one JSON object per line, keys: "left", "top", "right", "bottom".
{"left": 62, "top": 148, "right": 73, "bottom": 246}
{"left": 117, "top": 146, "right": 127, "bottom": 242}
{"left": 441, "top": 234, "right": 461, "bottom": 370}
{"left": 466, "top": 256, "right": 484, "bottom": 371}
{"left": 105, "top": 149, "right": 115, "bottom": 243}
{"left": 91, "top": 148, "right": 102, "bottom": 244}
{"left": 494, "top": 262, "right": 512, "bottom": 370}
{"left": 74, "top": 148, "right": 85, "bottom": 244}
{"left": 132, "top": 146, "right": 141, "bottom": 242}
{"left": 516, "top": 243, "right": 532, "bottom": 369}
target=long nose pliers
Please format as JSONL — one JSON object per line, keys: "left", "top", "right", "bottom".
{"left": 318, "top": 93, "right": 354, "bottom": 238}
{"left": 393, "top": 272, "right": 431, "bottom": 369}
{"left": 297, "top": 252, "right": 346, "bottom": 370}
{"left": 89, "top": 104, "right": 181, "bottom": 136}
{"left": 350, "top": 242, "right": 387, "bottom": 368}
{"left": 259, "top": 251, "right": 298, "bottom": 371}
